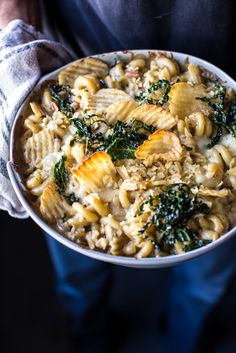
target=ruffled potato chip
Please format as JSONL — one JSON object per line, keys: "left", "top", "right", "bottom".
{"left": 135, "top": 130, "right": 183, "bottom": 161}
{"left": 72, "top": 151, "right": 116, "bottom": 193}
{"left": 169, "top": 82, "right": 209, "bottom": 119}
{"left": 127, "top": 104, "right": 176, "bottom": 130}
{"left": 24, "top": 129, "right": 61, "bottom": 171}
{"left": 81, "top": 88, "right": 131, "bottom": 113}
{"left": 106, "top": 99, "right": 138, "bottom": 124}
{"left": 40, "top": 183, "right": 75, "bottom": 223}
{"left": 59, "top": 57, "right": 109, "bottom": 86}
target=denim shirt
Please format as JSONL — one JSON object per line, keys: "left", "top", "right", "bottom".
{"left": 44, "top": 0, "right": 236, "bottom": 76}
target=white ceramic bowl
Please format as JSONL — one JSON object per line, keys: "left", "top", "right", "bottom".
{"left": 7, "top": 50, "right": 236, "bottom": 268}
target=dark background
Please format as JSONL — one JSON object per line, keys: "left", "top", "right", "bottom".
{"left": 2, "top": 209, "right": 236, "bottom": 353}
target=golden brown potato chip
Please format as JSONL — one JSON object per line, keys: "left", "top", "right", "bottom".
{"left": 59, "top": 57, "right": 109, "bottom": 86}
{"left": 127, "top": 104, "right": 176, "bottom": 130}
{"left": 23, "top": 129, "right": 61, "bottom": 170}
{"left": 106, "top": 99, "right": 138, "bottom": 124}
{"left": 135, "top": 130, "right": 183, "bottom": 161}
{"left": 169, "top": 82, "right": 209, "bottom": 119}
{"left": 72, "top": 151, "right": 116, "bottom": 193}
{"left": 81, "top": 88, "right": 131, "bottom": 113}
{"left": 40, "top": 183, "right": 74, "bottom": 223}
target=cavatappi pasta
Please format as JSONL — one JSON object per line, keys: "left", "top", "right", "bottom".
{"left": 20, "top": 53, "right": 236, "bottom": 258}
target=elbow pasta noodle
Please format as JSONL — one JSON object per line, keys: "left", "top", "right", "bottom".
{"left": 26, "top": 171, "right": 54, "bottom": 196}
{"left": 29, "top": 101, "right": 45, "bottom": 118}
{"left": 186, "top": 64, "right": 202, "bottom": 84}
{"left": 119, "top": 189, "right": 131, "bottom": 209}
{"left": 24, "top": 115, "right": 42, "bottom": 134}
{"left": 73, "top": 202, "right": 99, "bottom": 223}
{"left": 19, "top": 52, "right": 236, "bottom": 258}
{"left": 110, "top": 63, "right": 126, "bottom": 81}
{"left": 185, "top": 112, "right": 213, "bottom": 137}
{"left": 227, "top": 167, "right": 236, "bottom": 190}
{"left": 207, "top": 145, "right": 233, "bottom": 169}
{"left": 154, "top": 55, "right": 180, "bottom": 77}
{"left": 86, "top": 194, "right": 110, "bottom": 216}
{"left": 41, "top": 88, "right": 57, "bottom": 114}
{"left": 127, "top": 58, "right": 146, "bottom": 70}
{"left": 74, "top": 74, "right": 100, "bottom": 94}
{"left": 24, "top": 102, "right": 45, "bottom": 134}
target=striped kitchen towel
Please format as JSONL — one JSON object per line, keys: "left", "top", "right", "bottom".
{"left": 0, "top": 19, "right": 74, "bottom": 218}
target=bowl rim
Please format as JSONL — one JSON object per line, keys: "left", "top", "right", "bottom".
{"left": 8, "top": 49, "right": 236, "bottom": 268}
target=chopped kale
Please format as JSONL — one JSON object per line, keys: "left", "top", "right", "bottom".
{"left": 138, "top": 184, "right": 210, "bottom": 254}
{"left": 97, "top": 120, "right": 155, "bottom": 160}
{"left": 137, "top": 79, "right": 171, "bottom": 106}
{"left": 70, "top": 116, "right": 105, "bottom": 148}
{"left": 197, "top": 83, "right": 226, "bottom": 103}
{"left": 183, "top": 145, "right": 193, "bottom": 151}
{"left": 99, "top": 79, "right": 108, "bottom": 88}
{"left": 54, "top": 157, "right": 79, "bottom": 205}
{"left": 54, "top": 156, "right": 69, "bottom": 193}
{"left": 207, "top": 125, "right": 223, "bottom": 148}
{"left": 109, "top": 58, "right": 118, "bottom": 69}
{"left": 71, "top": 117, "right": 92, "bottom": 138}
{"left": 197, "top": 83, "right": 236, "bottom": 147}
{"left": 49, "top": 84, "right": 73, "bottom": 114}
{"left": 70, "top": 116, "right": 155, "bottom": 160}
{"left": 226, "top": 100, "right": 236, "bottom": 137}
{"left": 64, "top": 193, "right": 79, "bottom": 205}
{"left": 184, "top": 237, "right": 212, "bottom": 252}
{"left": 83, "top": 113, "right": 98, "bottom": 120}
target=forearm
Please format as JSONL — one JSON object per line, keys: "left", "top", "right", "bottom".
{"left": 0, "top": 0, "right": 40, "bottom": 29}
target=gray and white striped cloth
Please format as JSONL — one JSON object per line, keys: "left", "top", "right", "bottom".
{"left": 0, "top": 19, "right": 74, "bottom": 218}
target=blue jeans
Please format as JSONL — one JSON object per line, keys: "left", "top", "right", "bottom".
{"left": 45, "top": 235, "right": 236, "bottom": 353}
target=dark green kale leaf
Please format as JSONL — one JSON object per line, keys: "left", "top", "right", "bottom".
{"left": 97, "top": 120, "right": 154, "bottom": 160}
{"left": 137, "top": 79, "right": 171, "bottom": 106}
{"left": 64, "top": 193, "right": 79, "bottom": 205}
{"left": 71, "top": 117, "right": 93, "bottom": 138}
{"left": 70, "top": 116, "right": 105, "bottom": 148}
{"left": 184, "top": 236, "right": 212, "bottom": 252}
{"left": 70, "top": 116, "right": 155, "bottom": 160}
{"left": 99, "top": 79, "right": 108, "bottom": 88}
{"left": 83, "top": 113, "right": 98, "bottom": 120}
{"left": 197, "top": 83, "right": 226, "bottom": 103}
{"left": 54, "top": 157, "right": 79, "bottom": 205}
{"left": 49, "top": 84, "right": 73, "bottom": 114}
{"left": 138, "top": 184, "right": 210, "bottom": 254}
{"left": 226, "top": 100, "right": 236, "bottom": 137}
{"left": 54, "top": 156, "right": 69, "bottom": 193}
{"left": 197, "top": 83, "right": 236, "bottom": 147}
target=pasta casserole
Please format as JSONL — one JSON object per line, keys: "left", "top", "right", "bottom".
{"left": 19, "top": 52, "right": 236, "bottom": 258}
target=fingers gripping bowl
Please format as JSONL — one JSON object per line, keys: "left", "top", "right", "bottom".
{"left": 8, "top": 50, "right": 236, "bottom": 268}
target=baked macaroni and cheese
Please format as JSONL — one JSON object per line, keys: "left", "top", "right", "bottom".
{"left": 20, "top": 53, "right": 236, "bottom": 258}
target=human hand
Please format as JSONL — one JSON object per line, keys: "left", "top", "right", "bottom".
{"left": 0, "top": 0, "right": 40, "bottom": 29}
